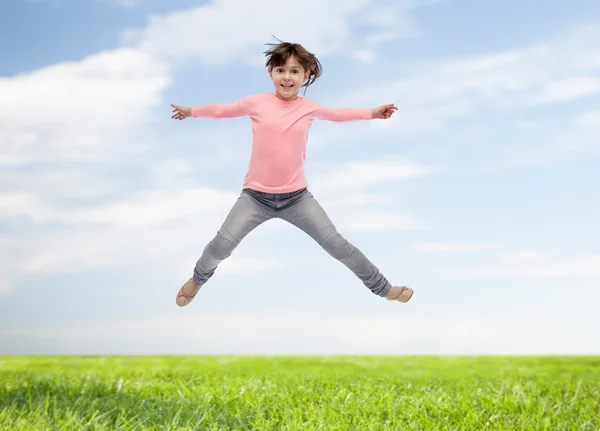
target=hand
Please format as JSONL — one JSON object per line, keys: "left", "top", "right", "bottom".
{"left": 372, "top": 104, "right": 398, "bottom": 120}
{"left": 171, "top": 104, "right": 192, "bottom": 120}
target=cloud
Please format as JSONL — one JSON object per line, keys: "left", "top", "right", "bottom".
{"left": 534, "top": 76, "right": 600, "bottom": 104}
{"left": 0, "top": 154, "right": 429, "bottom": 293}
{"left": 356, "top": 3, "right": 423, "bottom": 38}
{"left": 3, "top": 308, "right": 599, "bottom": 354}
{"left": 0, "top": 186, "right": 239, "bottom": 227}
{"left": 2, "top": 157, "right": 431, "bottom": 230}
{"left": 326, "top": 192, "right": 388, "bottom": 208}
{"left": 0, "top": 169, "right": 284, "bottom": 294}
{"left": 302, "top": 157, "right": 433, "bottom": 232}
{"left": 573, "top": 108, "right": 600, "bottom": 127}
{"left": 0, "top": 48, "right": 170, "bottom": 166}
{"left": 310, "top": 157, "right": 436, "bottom": 192}
{"left": 364, "top": 32, "right": 399, "bottom": 45}
{"left": 352, "top": 50, "right": 376, "bottom": 64}
{"left": 122, "top": 0, "right": 436, "bottom": 66}
{"left": 338, "top": 211, "right": 426, "bottom": 232}
{"left": 0, "top": 219, "right": 280, "bottom": 295}
{"left": 337, "top": 26, "right": 600, "bottom": 138}
{"left": 24, "top": 0, "right": 145, "bottom": 7}
{"left": 100, "top": 0, "right": 145, "bottom": 8}
{"left": 444, "top": 252, "right": 600, "bottom": 279}
{"left": 67, "top": 188, "right": 239, "bottom": 228}
{"left": 411, "top": 242, "right": 500, "bottom": 253}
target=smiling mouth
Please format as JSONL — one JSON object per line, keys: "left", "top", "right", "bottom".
{"left": 281, "top": 84, "right": 293, "bottom": 88}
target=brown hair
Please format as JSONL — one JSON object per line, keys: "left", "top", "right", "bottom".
{"left": 264, "top": 36, "right": 322, "bottom": 93}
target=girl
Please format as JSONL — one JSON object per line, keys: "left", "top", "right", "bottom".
{"left": 170, "top": 39, "right": 413, "bottom": 306}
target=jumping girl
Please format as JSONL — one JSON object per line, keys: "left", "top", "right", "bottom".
{"left": 170, "top": 39, "right": 414, "bottom": 307}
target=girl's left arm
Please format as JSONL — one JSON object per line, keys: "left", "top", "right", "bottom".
{"left": 312, "top": 103, "right": 397, "bottom": 122}
{"left": 313, "top": 106, "right": 372, "bottom": 122}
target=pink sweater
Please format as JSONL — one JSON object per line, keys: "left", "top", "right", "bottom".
{"left": 191, "top": 92, "right": 372, "bottom": 193}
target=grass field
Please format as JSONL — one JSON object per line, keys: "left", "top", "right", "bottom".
{"left": 1, "top": 356, "right": 599, "bottom": 430}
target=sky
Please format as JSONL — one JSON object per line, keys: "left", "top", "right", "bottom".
{"left": 1, "top": 0, "right": 599, "bottom": 356}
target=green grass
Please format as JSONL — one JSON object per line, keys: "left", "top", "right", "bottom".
{"left": 1, "top": 356, "right": 599, "bottom": 430}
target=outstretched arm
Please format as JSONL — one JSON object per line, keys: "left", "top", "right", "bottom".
{"left": 313, "top": 103, "right": 398, "bottom": 122}
{"left": 170, "top": 97, "right": 249, "bottom": 120}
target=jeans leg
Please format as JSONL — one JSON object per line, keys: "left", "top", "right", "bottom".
{"left": 278, "top": 190, "right": 392, "bottom": 297}
{"left": 193, "top": 191, "right": 272, "bottom": 285}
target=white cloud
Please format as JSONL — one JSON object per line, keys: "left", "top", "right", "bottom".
{"left": 0, "top": 187, "right": 238, "bottom": 227}
{"left": 25, "top": 0, "right": 145, "bottom": 7}
{"left": 535, "top": 76, "right": 600, "bottom": 104}
{"left": 364, "top": 32, "right": 398, "bottom": 45}
{"left": 3, "top": 309, "right": 599, "bottom": 354}
{"left": 0, "top": 176, "right": 284, "bottom": 293}
{"left": 101, "top": 0, "right": 145, "bottom": 8}
{"left": 352, "top": 50, "right": 376, "bottom": 64}
{"left": 500, "top": 251, "right": 549, "bottom": 262}
{"left": 0, "top": 147, "right": 431, "bottom": 292}
{"left": 303, "top": 158, "right": 433, "bottom": 232}
{"left": 338, "top": 211, "right": 425, "bottom": 232}
{"left": 411, "top": 242, "right": 500, "bottom": 253}
{"left": 573, "top": 108, "right": 600, "bottom": 127}
{"left": 124, "top": 0, "right": 367, "bottom": 65}
{"left": 356, "top": 1, "right": 429, "bottom": 39}
{"left": 122, "top": 0, "right": 435, "bottom": 66}
{"left": 337, "top": 26, "right": 600, "bottom": 138}
{"left": 0, "top": 48, "right": 170, "bottom": 166}
{"left": 311, "top": 157, "right": 436, "bottom": 192}
{"left": 0, "top": 220, "right": 279, "bottom": 295}
{"left": 326, "top": 192, "right": 388, "bottom": 208}
{"left": 68, "top": 188, "right": 238, "bottom": 228}
{"left": 218, "top": 257, "right": 277, "bottom": 275}
{"left": 525, "top": 106, "right": 600, "bottom": 161}
{"left": 1, "top": 168, "right": 123, "bottom": 201}
{"left": 444, "top": 252, "right": 600, "bottom": 279}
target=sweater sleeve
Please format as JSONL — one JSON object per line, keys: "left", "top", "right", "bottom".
{"left": 191, "top": 96, "right": 251, "bottom": 119}
{"left": 311, "top": 102, "right": 373, "bottom": 122}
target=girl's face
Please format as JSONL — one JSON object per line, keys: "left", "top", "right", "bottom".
{"left": 269, "top": 56, "right": 310, "bottom": 101}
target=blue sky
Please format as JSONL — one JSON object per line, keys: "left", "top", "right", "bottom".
{"left": 1, "top": 0, "right": 599, "bottom": 355}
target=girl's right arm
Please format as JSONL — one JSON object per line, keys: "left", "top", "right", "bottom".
{"left": 170, "top": 96, "right": 250, "bottom": 120}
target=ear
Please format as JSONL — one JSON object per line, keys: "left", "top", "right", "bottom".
{"left": 268, "top": 67, "right": 273, "bottom": 80}
{"left": 304, "top": 70, "right": 310, "bottom": 82}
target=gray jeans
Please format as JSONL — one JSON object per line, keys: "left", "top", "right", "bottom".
{"left": 193, "top": 188, "right": 392, "bottom": 297}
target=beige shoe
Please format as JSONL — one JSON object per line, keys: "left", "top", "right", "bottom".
{"left": 176, "top": 278, "right": 201, "bottom": 307}
{"left": 385, "top": 285, "right": 414, "bottom": 303}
